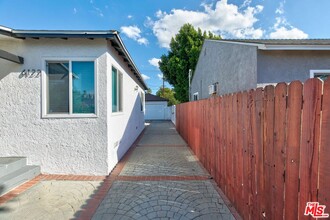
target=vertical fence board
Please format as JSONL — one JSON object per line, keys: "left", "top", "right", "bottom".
{"left": 285, "top": 81, "right": 303, "bottom": 220}
{"left": 215, "top": 97, "right": 221, "bottom": 184}
{"left": 254, "top": 88, "right": 265, "bottom": 220}
{"left": 263, "top": 85, "right": 275, "bottom": 220}
{"left": 220, "top": 96, "right": 226, "bottom": 191}
{"left": 319, "top": 78, "right": 330, "bottom": 212}
{"left": 299, "top": 79, "right": 323, "bottom": 220}
{"left": 211, "top": 97, "right": 216, "bottom": 178}
{"left": 236, "top": 92, "right": 244, "bottom": 215}
{"left": 232, "top": 93, "right": 238, "bottom": 208}
{"left": 248, "top": 90, "right": 257, "bottom": 219}
{"left": 228, "top": 94, "right": 234, "bottom": 204}
{"left": 242, "top": 91, "right": 250, "bottom": 218}
{"left": 273, "top": 83, "right": 287, "bottom": 219}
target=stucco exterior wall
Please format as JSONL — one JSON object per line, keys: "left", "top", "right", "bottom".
{"left": 257, "top": 50, "right": 330, "bottom": 83}
{"left": 106, "top": 43, "right": 145, "bottom": 173}
{"left": 191, "top": 40, "right": 257, "bottom": 99}
{"left": 0, "top": 36, "right": 144, "bottom": 175}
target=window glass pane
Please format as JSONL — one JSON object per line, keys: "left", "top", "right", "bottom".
{"left": 315, "top": 74, "right": 329, "bottom": 81}
{"left": 112, "top": 67, "right": 118, "bottom": 112}
{"left": 47, "top": 62, "right": 69, "bottom": 113}
{"left": 72, "top": 61, "right": 95, "bottom": 114}
{"left": 119, "top": 72, "right": 123, "bottom": 111}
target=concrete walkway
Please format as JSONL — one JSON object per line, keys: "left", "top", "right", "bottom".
{"left": 92, "top": 121, "right": 235, "bottom": 220}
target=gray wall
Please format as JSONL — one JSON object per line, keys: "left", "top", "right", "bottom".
{"left": 191, "top": 40, "right": 257, "bottom": 99}
{"left": 257, "top": 50, "right": 330, "bottom": 83}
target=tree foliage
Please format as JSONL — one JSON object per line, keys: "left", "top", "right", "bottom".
{"left": 146, "top": 88, "right": 152, "bottom": 94}
{"left": 159, "top": 24, "right": 221, "bottom": 102}
{"left": 156, "top": 87, "right": 179, "bottom": 106}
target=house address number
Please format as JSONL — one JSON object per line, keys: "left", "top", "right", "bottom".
{"left": 21, "top": 69, "right": 41, "bottom": 78}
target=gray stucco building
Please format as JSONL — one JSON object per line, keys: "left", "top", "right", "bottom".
{"left": 191, "top": 39, "right": 330, "bottom": 100}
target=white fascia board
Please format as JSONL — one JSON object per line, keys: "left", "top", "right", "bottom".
{"left": 113, "top": 33, "right": 148, "bottom": 90}
{"left": 261, "top": 45, "right": 330, "bottom": 50}
{"left": 0, "top": 25, "right": 13, "bottom": 32}
{"left": 12, "top": 30, "right": 115, "bottom": 35}
{"left": 206, "top": 39, "right": 265, "bottom": 48}
{"left": 206, "top": 39, "right": 330, "bottom": 51}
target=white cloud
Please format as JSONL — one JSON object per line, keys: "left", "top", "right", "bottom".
{"left": 148, "top": 58, "right": 161, "bottom": 68}
{"left": 141, "top": 74, "right": 150, "bottom": 80}
{"left": 73, "top": 8, "right": 77, "bottom": 14}
{"left": 120, "top": 25, "right": 149, "bottom": 45}
{"left": 137, "top": 38, "right": 148, "bottom": 45}
{"left": 275, "top": 0, "right": 285, "bottom": 15}
{"left": 269, "top": 27, "right": 308, "bottom": 39}
{"left": 128, "top": 15, "right": 133, "bottom": 19}
{"left": 157, "top": 73, "right": 164, "bottom": 80}
{"left": 147, "top": 0, "right": 264, "bottom": 48}
{"left": 269, "top": 2, "right": 308, "bottom": 39}
{"left": 240, "top": 0, "right": 252, "bottom": 9}
{"left": 93, "top": 6, "right": 104, "bottom": 17}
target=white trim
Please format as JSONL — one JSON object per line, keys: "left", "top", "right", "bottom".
{"left": 263, "top": 45, "right": 330, "bottom": 51}
{"left": 310, "top": 69, "right": 330, "bottom": 78}
{"left": 69, "top": 61, "right": 73, "bottom": 114}
{"left": 206, "top": 39, "right": 265, "bottom": 48}
{"left": 111, "top": 65, "right": 124, "bottom": 114}
{"left": 41, "top": 57, "right": 98, "bottom": 119}
{"left": 206, "top": 39, "right": 330, "bottom": 51}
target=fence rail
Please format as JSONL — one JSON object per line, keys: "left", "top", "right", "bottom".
{"left": 176, "top": 78, "right": 330, "bottom": 220}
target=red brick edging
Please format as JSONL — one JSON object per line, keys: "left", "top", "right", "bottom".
{"left": 116, "top": 175, "right": 210, "bottom": 181}
{"left": 0, "top": 175, "right": 107, "bottom": 205}
{"left": 76, "top": 129, "right": 146, "bottom": 220}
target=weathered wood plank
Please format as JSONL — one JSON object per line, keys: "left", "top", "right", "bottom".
{"left": 299, "top": 78, "right": 322, "bottom": 220}
{"left": 263, "top": 85, "right": 275, "bottom": 220}
{"left": 242, "top": 91, "right": 250, "bottom": 218}
{"left": 273, "top": 83, "right": 287, "bottom": 219}
{"left": 285, "top": 81, "right": 303, "bottom": 220}
{"left": 254, "top": 88, "right": 265, "bottom": 220}
{"left": 319, "top": 78, "right": 330, "bottom": 213}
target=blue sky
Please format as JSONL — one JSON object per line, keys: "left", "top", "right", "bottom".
{"left": 1, "top": 0, "right": 329, "bottom": 93}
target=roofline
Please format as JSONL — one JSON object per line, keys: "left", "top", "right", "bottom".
{"left": 206, "top": 39, "right": 330, "bottom": 51}
{"left": 112, "top": 34, "right": 148, "bottom": 89}
{"left": 0, "top": 25, "right": 148, "bottom": 90}
{"left": 0, "top": 25, "right": 117, "bottom": 37}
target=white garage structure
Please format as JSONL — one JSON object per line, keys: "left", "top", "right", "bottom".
{"left": 145, "top": 94, "right": 171, "bottom": 120}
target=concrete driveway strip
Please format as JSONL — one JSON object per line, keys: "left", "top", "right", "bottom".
{"left": 0, "top": 180, "right": 102, "bottom": 220}
{"left": 92, "top": 121, "right": 236, "bottom": 220}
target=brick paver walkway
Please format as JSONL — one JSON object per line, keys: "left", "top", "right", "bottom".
{"left": 92, "top": 121, "right": 236, "bottom": 220}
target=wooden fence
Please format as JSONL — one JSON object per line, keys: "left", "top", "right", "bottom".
{"left": 176, "top": 78, "right": 330, "bottom": 220}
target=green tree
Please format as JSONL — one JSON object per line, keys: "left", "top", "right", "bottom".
{"left": 156, "top": 87, "right": 180, "bottom": 106}
{"left": 159, "top": 24, "right": 221, "bottom": 102}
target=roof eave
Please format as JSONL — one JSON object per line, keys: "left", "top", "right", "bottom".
{"left": 261, "top": 45, "right": 330, "bottom": 50}
{"left": 110, "top": 34, "right": 148, "bottom": 90}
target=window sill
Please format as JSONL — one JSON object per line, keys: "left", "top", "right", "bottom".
{"left": 111, "top": 112, "right": 124, "bottom": 117}
{"left": 42, "top": 114, "right": 98, "bottom": 119}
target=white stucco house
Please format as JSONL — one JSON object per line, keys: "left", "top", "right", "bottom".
{"left": 0, "top": 25, "right": 147, "bottom": 176}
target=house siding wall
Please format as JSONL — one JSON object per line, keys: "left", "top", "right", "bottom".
{"left": 0, "top": 36, "right": 145, "bottom": 175}
{"left": 106, "top": 42, "right": 145, "bottom": 173}
{"left": 191, "top": 40, "right": 258, "bottom": 99}
{"left": 257, "top": 50, "right": 330, "bottom": 83}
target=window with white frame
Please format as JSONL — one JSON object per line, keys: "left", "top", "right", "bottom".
{"left": 45, "top": 60, "right": 96, "bottom": 116}
{"left": 193, "top": 92, "right": 199, "bottom": 101}
{"left": 112, "top": 66, "right": 123, "bottom": 112}
{"left": 310, "top": 70, "right": 330, "bottom": 81}
{"left": 140, "top": 91, "right": 145, "bottom": 112}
